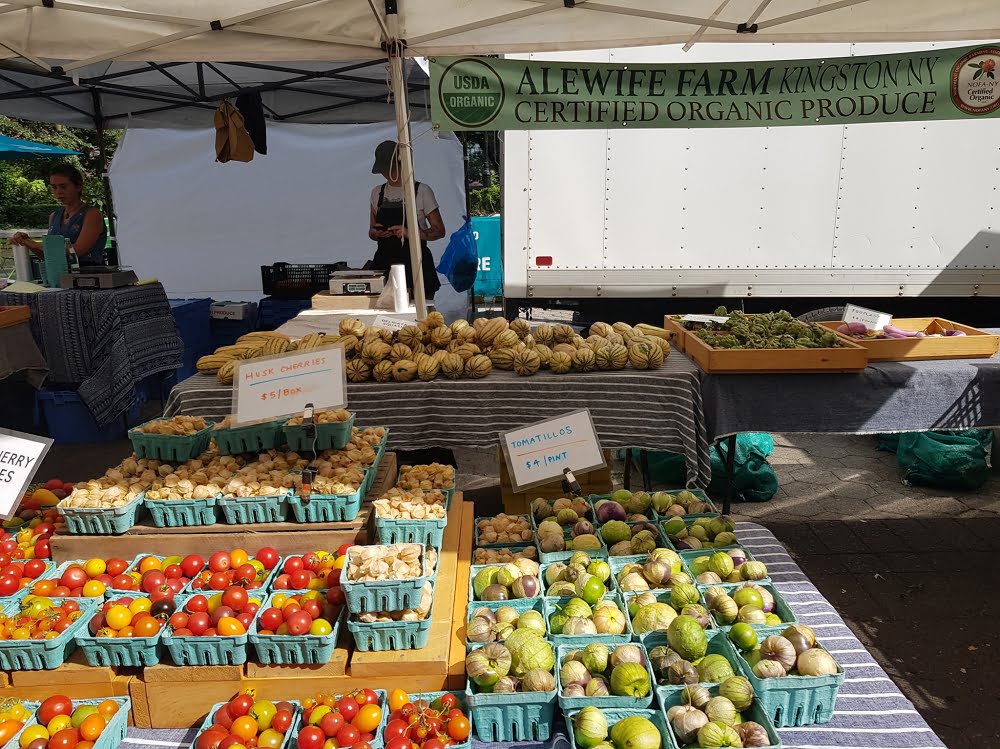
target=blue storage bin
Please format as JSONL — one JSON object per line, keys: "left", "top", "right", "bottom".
{"left": 249, "top": 598, "right": 342, "bottom": 664}
{"left": 259, "top": 297, "right": 310, "bottom": 330}
{"left": 35, "top": 389, "right": 141, "bottom": 443}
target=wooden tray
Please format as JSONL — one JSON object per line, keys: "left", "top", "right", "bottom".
{"left": 820, "top": 318, "right": 1000, "bottom": 362}
{"left": 0, "top": 306, "right": 29, "bottom": 329}
{"left": 662, "top": 316, "right": 688, "bottom": 353}
{"left": 679, "top": 321, "right": 868, "bottom": 374}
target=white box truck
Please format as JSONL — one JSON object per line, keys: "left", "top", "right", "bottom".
{"left": 502, "top": 42, "right": 1000, "bottom": 324}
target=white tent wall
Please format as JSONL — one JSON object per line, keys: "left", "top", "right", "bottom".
{"left": 108, "top": 121, "right": 469, "bottom": 320}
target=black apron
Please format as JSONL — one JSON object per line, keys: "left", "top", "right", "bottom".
{"left": 372, "top": 182, "right": 441, "bottom": 299}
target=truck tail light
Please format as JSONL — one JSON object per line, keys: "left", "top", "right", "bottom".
{"left": 535, "top": 256, "right": 553, "bottom": 267}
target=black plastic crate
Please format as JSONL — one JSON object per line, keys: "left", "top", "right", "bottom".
{"left": 260, "top": 262, "right": 345, "bottom": 299}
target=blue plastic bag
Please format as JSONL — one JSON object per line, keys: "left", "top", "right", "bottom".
{"left": 436, "top": 216, "right": 479, "bottom": 293}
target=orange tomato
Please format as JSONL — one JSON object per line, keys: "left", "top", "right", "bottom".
{"left": 97, "top": 700, "right": 119, "bottom": 720}
{"left": 388, "top": 688, "right": 409, "bottom": 713}
{"left": 77, "top": 743, "right": 95, "bottom": 749}
{"left": 0, "top": 719, "right": 23, "bottom": 744}
{"left": 138, "top": 556, "right": 162, "bottom": 574}
{"left": 231, "top": 715, "right": 258, "bottom": 742}
{"left": 230, "top": 549, "right": 249, "bottom": 568}
{"left": 353, "top": 704, "right": 382, "bottom": 734}
{"left": 32, "top": 579, "right": 56, "bottom": 597}
{"left": 79, "top": 713, "right": 107, "bottom": 741}
{"left": 117, "top": 626, "right": 135, "bottom": 638}
{"left": 216, "top": 617, "right": 246, "bottom": 637}
{"left": 133, "top": 617, "right": 161, "bottom": 638}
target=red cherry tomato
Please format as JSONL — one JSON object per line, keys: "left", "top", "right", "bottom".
{"left": 383, "top": 719, "right": 408, "bottom": 742}
{"left": 296, "top": 726, "right": 325, "bottom": 749}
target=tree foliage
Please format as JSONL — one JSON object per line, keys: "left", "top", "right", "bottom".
{"left": 0, "top": 116, "right": 121, "bottom": 228}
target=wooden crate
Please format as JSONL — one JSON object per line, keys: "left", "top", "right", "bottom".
{"left": 662, "top": 316, "right": 689, "bottom": 353}
{"left": 819, "top": 318, "right": 1000, "bottom": 362}
{"left": 0, "top": 306, "right": 30, "bottom": 329}
{"left": 678, "top": 323, "right": 867, "bottom": 374}
{"left": 498, "top": 448, "right": 613, "bottom": 514}
{"left": 0, "top": 650, "right": 131, "bottom": 702}
{"left": 51, "top": 454, "right": 396, "bottom": 562}
{"left": 137, "top": 664, "right": 243, "bottom": 729}
{"left": 448, "top": 501, "right": 474, "bottom": 690}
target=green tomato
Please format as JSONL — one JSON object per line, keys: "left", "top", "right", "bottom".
{"left": 728, "top": 623, "right": 758, "bottom": 652}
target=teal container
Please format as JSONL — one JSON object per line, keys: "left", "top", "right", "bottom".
{"left": 105, "top": 555, "right": 154, "bottom": 597}
{"left": 528, "top": 499, "right": 595, "bottom": 531}
{"left": 649, "top": 488, "right": 720, "bottom": 520}
{"left": 249, "top": 598, "right": 342, "bottom": 664}
{"left": 341, "top": 548, "right": 431, "bottom": 614}
{"left": 375, "top": 514, "right": 447, "bottom": 546}
{"left": 191, "top": 701, "right": 301, "bottom": 749}
{"left": 76, "top": 624, "right": 163, "bottom": 667}
{"left": 283, "top": 413, "right": 355, "bottom": 451}
{"left": 162, "top": 595, "right": 250, "bottom": 666}
{"left": 697, "top": 582, "right": 797, "bottom": 631}
{"left": 348, "top": 597, "right": 433, "bottom": 652}
{"left": 621, "top": 589, "right": 716, "bottom": 640}
{"left": 407, "top": 692, "right": 472, "bottom": 749}
{"left": 362, "top": 431, "right": 390, "bottom": 495}
{"left": 678, "top": 545, "right": 770, "bottom": 585}
{"left": 144, "top": 493, "right": 219, "bottom": 527}
{"left": 218, "top": 493, "right": 290, "bottom": 524}
{"left": 543, "top": 593, "right": 632, "bottom": 646}
{"left": 465, "top": 672, "right": 556, "bottom": 742}
{"left": 289, "top": 484, "right": 364, "bottom": 523}
{"left": 214, "top": 419, "right": 285, "bottom": 455}
{"left": 0, "top": 597, "right": 99, "bottom": 670}
{"left": 465, "top": 598, "right": 547, "bottom": 648}
{"left": 556, "top": 640, "right": 656, "bottom": 711}
{"left": 535, "top": 527, "right": 609, "bottom": 565}
{"left": 734, "top": 625, "right": 845, "bottom": 727}
{"left": 608, "top": 553, "right": 694, "bottom": 598}
{"left": 128, "top": 419, "right": 216, "bottom": 462}
{"left": 56, "top": 494, "right": 144, "bottom": 535}
{"left": 658, "top": 684, "right": 782, "bottom": 748}
{"left": 565, "top": 707, "right": 678, "bottom": 749}
{"left": 644, "top": 629, "right": 744, "bottom": 704}
{"left": 17, "top": 697, "right": 131, "bottom": 749}
{"left": 474, "top": 515, "right": 532, "bottom": 548}
{"left": 468, "top": 563, "right": 543, "bottom": 603}
{"left": 599, "top": 522, "right": 672, "bottom": 565}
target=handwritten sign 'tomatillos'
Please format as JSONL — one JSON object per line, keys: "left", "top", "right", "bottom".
{"left": 233, "top": 347, "right": 347, "bottom": 425}
{"left": 501, "top": 410, "right": 605, "bottom": 492}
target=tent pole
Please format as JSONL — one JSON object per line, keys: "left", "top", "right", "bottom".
{"left": 91, "top": 90, "right": 118, "bottom": 265}
{"left": 386, "top": 4, "right": 428, "bottom": 317}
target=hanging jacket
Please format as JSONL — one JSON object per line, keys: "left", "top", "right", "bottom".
{"left": 236, "top": 91, "right": 267, "bottom": 155}
{"left": 214, "top": 100, "right": 255, "bottom": 163}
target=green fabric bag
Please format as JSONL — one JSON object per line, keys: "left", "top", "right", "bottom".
{"left": 708, "top": 433, "right": 778, "bottom": 502}
{"left": 895, "top": 430, "right": 992, "bottom": 490}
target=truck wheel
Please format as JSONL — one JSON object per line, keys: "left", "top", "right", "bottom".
{"left": 796, "top": 306, "right": 845, "bottom": 323}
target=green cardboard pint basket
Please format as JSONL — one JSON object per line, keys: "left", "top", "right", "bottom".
{"left": 644, "top": 629, "right": 743, "bottom": 707}
{"left": 16, "top": 697, "right": 131, "bottom": 749}
{"left": 696, "top": 582, "right": 797, "bottom": 631}
{"left": 144, "top": 493, "right": 219, "bottom": 527}
{"left": 658, "top": 684, "right": 782, "bottom": 748}
{"left": 191, "top": 701, "right": 300, "bottom": 749}
{"left": 248, "top": 596, "right": 342, "bottom": 664}
{"left": 214, "top": 419, "right": 285, "bottom": 455}
{"left": 76, "top": 624, "right": 163, "bottom": 667}
{"left": 348, "top": 596, "right": 434, "bottom": 652}
{"left": 0, "top": 597, "right": 99, "bottom": 670}
{"left": 734, "top": 625, "right": 844, "bottom": 727}
{"left": 289, "top": 483, "right": 364, "bottom": 523}
{"left": 543, "top": 593, "right": 633, "bottom": 646}
{"left": 556, "top": 640, "right": 656, "bottom": 711}
{"left": 128, "top": 418, "right": 215, "bottom": 461}
{"left": 465, "top": 665, "right": 556, "bottom": 742}
{"left": 56, "top": 493, "right": 144, "bottom": 535}
{"left": 283, "top": 413, "right": 355, "bottom": 451}
{"left": 218, "top": 493, "right": 290, "bottom": 524}
{"left": 565, "top": 707, "right": 677, "bottom": 749}
{"left": 341, "top": 545, "right": 432, "bottom": 614}
{"left": 163, "top": 595, "right": 251, "bottom": 666}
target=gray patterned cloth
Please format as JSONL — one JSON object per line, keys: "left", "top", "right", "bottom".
{"left": 164, "top": 355, "right": 713, "bottom": 488}
{"left": 0, "top": 283, "right": 183, "bottom": 424}
{"left": 122, "top": 523, "right": 944, "bottom": 749}
{"left": 701, "top": 335, "right": 1000, "bottom": 441}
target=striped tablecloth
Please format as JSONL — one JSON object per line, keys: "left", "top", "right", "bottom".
{"left": 121, "top": 522, "right": 944, "bottom": 749}
{"left": 164, "top": 355, "right": 714, "bottom": 488}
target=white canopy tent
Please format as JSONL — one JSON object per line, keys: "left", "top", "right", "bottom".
{"left": 2, "top": 0, "right": 998, "bottom": 314}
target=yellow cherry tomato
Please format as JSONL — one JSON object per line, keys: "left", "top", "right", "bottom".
{"left": 19, "top": 725, "right": 49, "bottom": 747}
{"left": 309, "top": 619, "right": 333, "bottom": 636}
{"left": 129, "top": 598, "right": 152, "bottom": 615}
{"left": 82, "top": 580, "right": 106, "bottom": 598}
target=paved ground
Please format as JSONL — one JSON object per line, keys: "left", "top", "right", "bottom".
{"left": 37, "top": 432, "right": 996, "bottom": 749}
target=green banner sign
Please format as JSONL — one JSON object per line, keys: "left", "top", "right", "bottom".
{"left": 431, "top": 43, "right": 1000, "bottom": 131}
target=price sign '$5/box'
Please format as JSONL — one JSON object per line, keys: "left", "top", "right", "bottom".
{"left": 233, "top": 347, "right": 347, "bottom": 425}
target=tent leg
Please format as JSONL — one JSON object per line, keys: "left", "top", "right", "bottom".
{"left": 91, "top": 90, "right": 118, "bottom": 265}
{"left": 386, "top": 8, "right": 427, "bottom": 318}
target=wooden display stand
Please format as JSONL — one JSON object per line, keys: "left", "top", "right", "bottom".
{"left": 125, "top": 498, "right": 474, "bottom": 728}
{"left": 0, "top": 651, "right": 131, "bottom": 705}
{"left": 50, "top": 454, "right": 397, "bottom": 562}
{"left": 498, "top": 447, "right": 613, "bottom": 514}
{"left": 819, "top": 318, "right": 1000, "bottom": 362}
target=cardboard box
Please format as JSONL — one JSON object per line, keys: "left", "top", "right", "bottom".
{"left": 498, "top": 447, "right": 613, "bottom": 514}
{"left": 211, "top": 301, "right": 257, "bottom": 320}
{"left": 312, "top": 292, "right": 382, "bottom": 311}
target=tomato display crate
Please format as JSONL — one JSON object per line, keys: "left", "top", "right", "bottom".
{"left": 282, "top": 414, "right": 355, "bottom": 452}
{"left": 566, "top": 707, "right": 677, "bottom": 749}
{"left": 542, "top": 593, "right": 633, "bottom": 647}
{"left": 143, "top": 493, "right": 219, "bottom": 527}
{"left": 214, "top": 419, "right": 286, "bottom": 456}
{"left": 658, "top": 683, "right": 782, "bottom": 749}
{"left": 15, "top": 696, "right": 131, "bottom": 749}
{"left": 56, "top": 494, "right": 144, "bottom": 535}
{"left": 217, "top": 493, "right": 291, "bottom": 524}
{"left": 76, "top": 624, "right": 163, "bottom": 667}
{"left": 0, "top": 597, "right": 100, "bottom": 670}
{"left": 555, "top": 640, "right": 656, "bottom": 711}
{"left": 643, "top": 629, "right": 743, "bottom": 708}
{"left": 406, "top": 692, "right": 472, "bottom": 749}
{"left": 735, "top": 625, "right": 844, "bottom": 726}
{"left": 341, "top": 548, "right": 431, "bottom": 614}
{"left": 161, "top": 595, "right": 252, "bottom": 666}
{"left": 190, "top": 700, "right": 301, "bottom": 749}
{"left": 248, "top": 594, "right": 342, "bottom": 664}
{"left": 347, "top": 595, "right": 433, "bottom": 652}
{"left": 465, "top": 598, "right": 547, "bottom": 649}
{"left": 465, "top": 671, "right": 556, "bottom": 742}
{"left": 288, "top": 483, "right": 364, "bottom": 523}
{"left": 128, "top": 419, "right": 216, "bottom": 462}
{"left": 697, "top": 582, "right": 797, "bottom": 631}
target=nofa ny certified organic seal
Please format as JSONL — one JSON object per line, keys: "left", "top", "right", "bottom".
{"left": 951, "top": 47, "right": 1000, "bottom": 115}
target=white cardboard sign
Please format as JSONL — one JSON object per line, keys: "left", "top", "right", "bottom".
{"left": 372, "top": 314, "right": 414, "bottom": 332}
{"left": 0, "top": 429, "right": 52, "bottom": 521}
{"left": 681, "top": 314, "right": 730, "bottom": 324}
{"left": 233, "top": 347, "right": 347, "bottom": 425}
{"left": 842, "top": 303, "right": 892, "bottom": 331}
{"left": 501, "top": 410, "right": 605, "bottom": 492}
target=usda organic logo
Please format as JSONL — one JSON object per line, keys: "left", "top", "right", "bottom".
{"left": 439, "top": 58, "right": 505, "bottom": 128}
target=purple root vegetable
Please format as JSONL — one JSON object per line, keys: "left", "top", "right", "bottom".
{"left": 838, "top": 322, "right": 869, "bottom": 336}
{"left": 883, "top": 325, "right": 919, "bottom": 338}
{"left": 945, "top": 330, "right": 967, "bottom": 337}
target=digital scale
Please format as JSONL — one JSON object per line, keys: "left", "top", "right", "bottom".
{"left": 329, "top": 270, "right": 386, "bottom": 295}
{"left": 59, "top": 267, "right": 138, "bottom": 289}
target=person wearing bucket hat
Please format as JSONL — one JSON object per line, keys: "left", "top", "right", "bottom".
{"left": 369, "top": 140, "right": 445, "bottom": 299}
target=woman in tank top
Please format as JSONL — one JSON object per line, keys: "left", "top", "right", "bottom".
{"left": 11, "top": 164, "right": 107, "bottom": 267}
